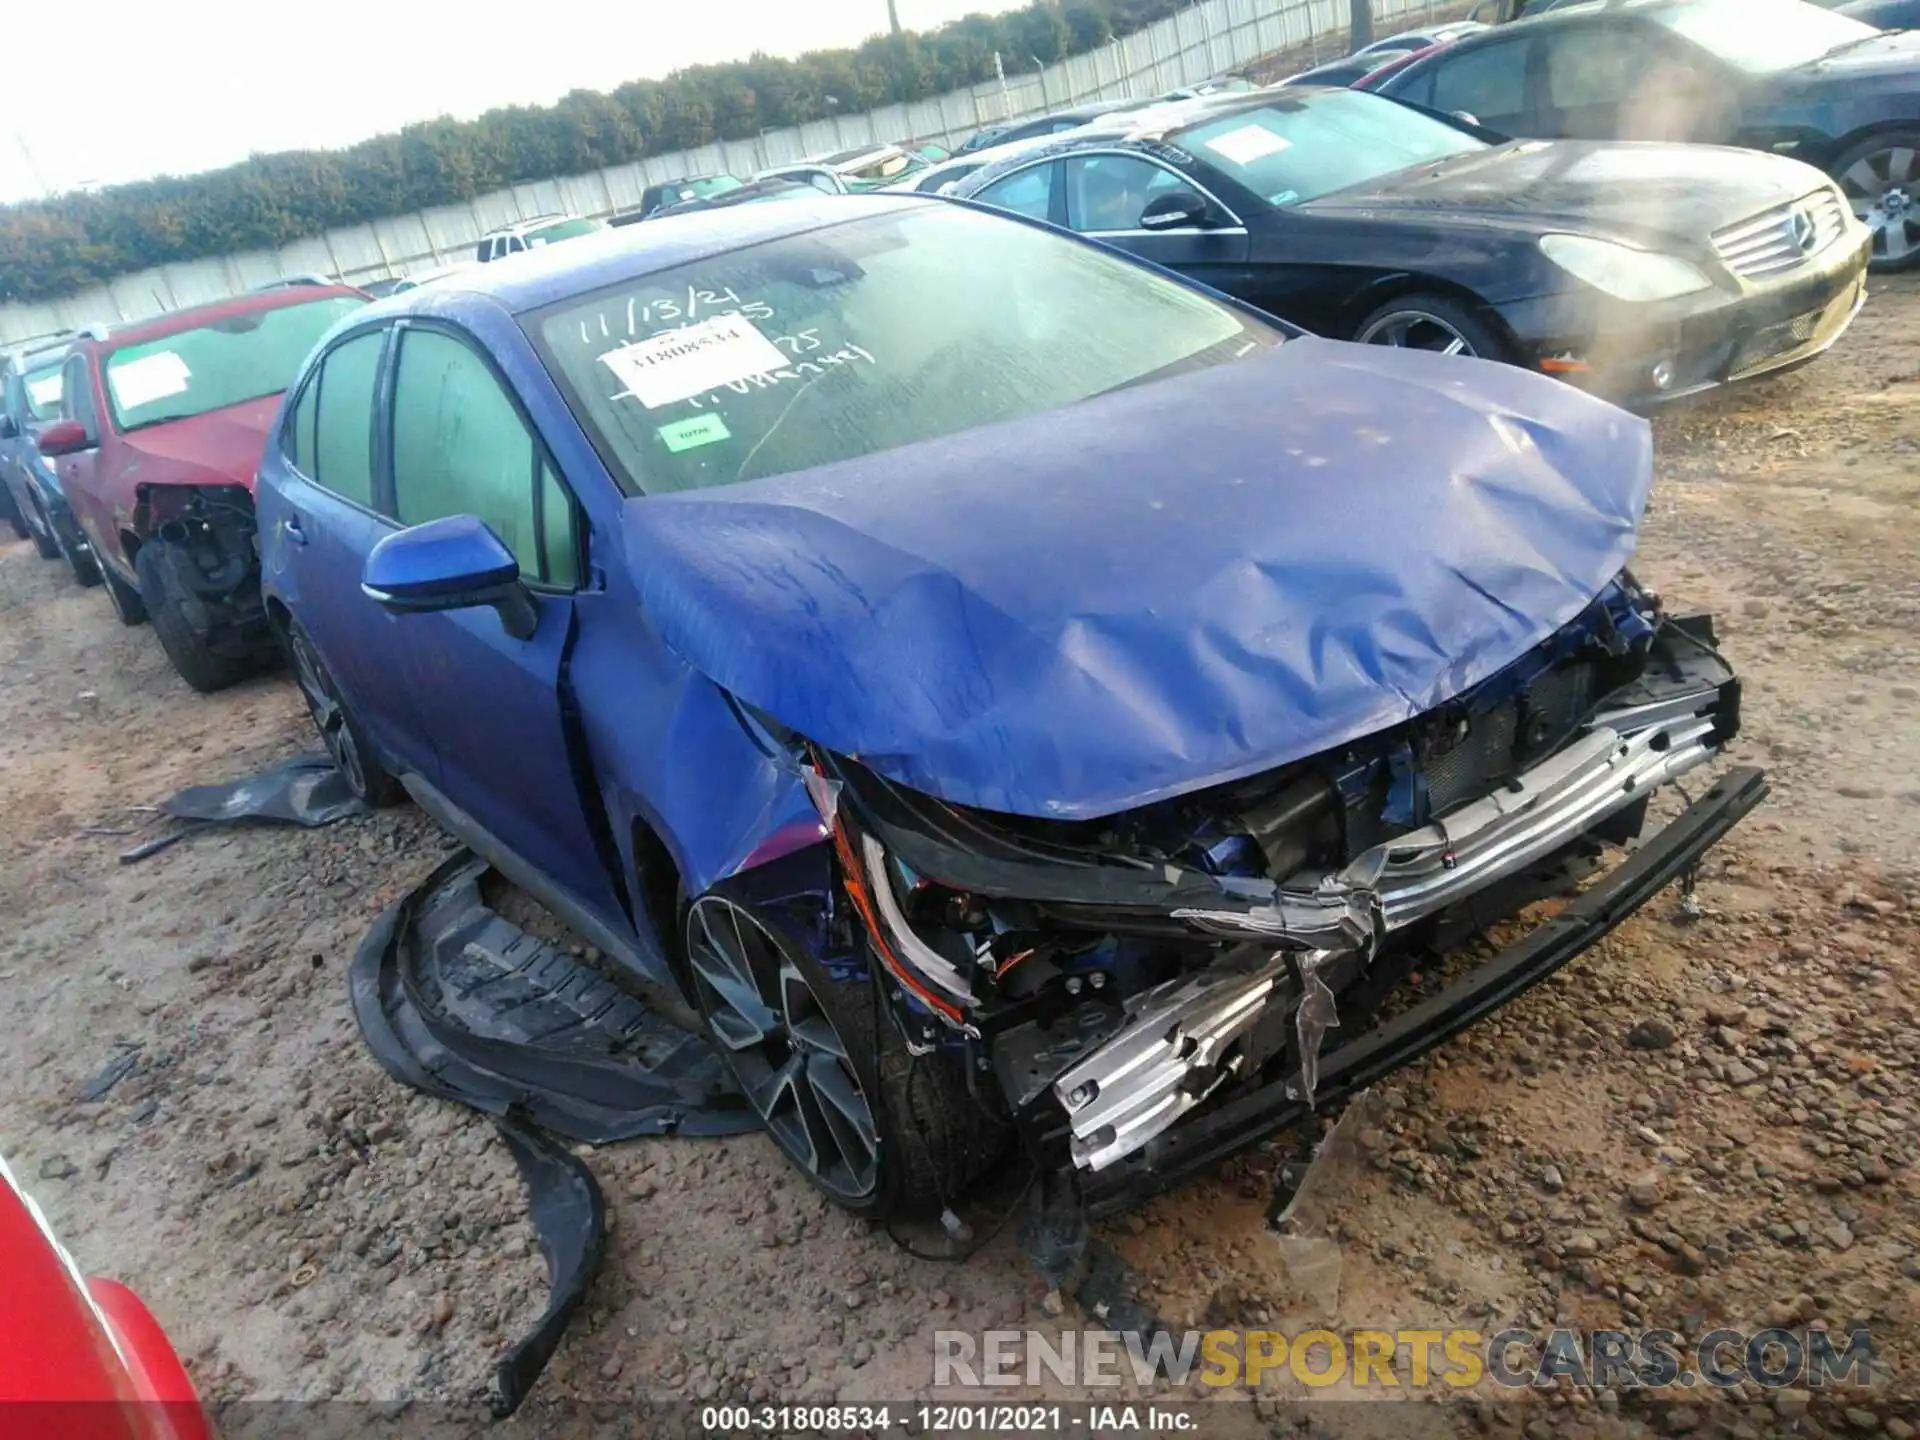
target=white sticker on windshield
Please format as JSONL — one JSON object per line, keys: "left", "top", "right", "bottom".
{"left": 600, "top": 313, "right": 789, "bottom": 409}
{"left": 26, "top": 376, "right": 62, "bottom": 408}
{"left": 108, "top": 351, "right": 193, "bottom": 411}
{"left": 1204, "top": 124, "right": 1292, "bottom": 167}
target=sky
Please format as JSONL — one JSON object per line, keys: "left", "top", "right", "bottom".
{"left": 0, "top": 0, "right": 1027, "bottom": 204}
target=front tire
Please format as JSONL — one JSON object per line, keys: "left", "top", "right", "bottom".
{"left": 285, "top": 617, "right": 406, "bottom": 806}
{"left": 1353, "top": 292, "right": 1514, "bottom": 364}
{"left": 136, "top": 542, "right": 255, "bottom": 694}
{"left": 100, "top": 556, "right": 148, "bottom": 627}
{"left": 1830, "top": 130, "right": 1920, "bottom": 272}
{"left": 683, "top": 893, "right": 998, "bottom": 1218}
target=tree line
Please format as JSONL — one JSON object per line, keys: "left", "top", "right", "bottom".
{"left": 0, "top": 0, "right": 1195, "bottom": 304}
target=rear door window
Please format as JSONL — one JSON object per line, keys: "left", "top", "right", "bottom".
{"left": 976, "top": 162, "right": 1059, "bottom": 222}
{"left": 309, "top": 329, "right": 385, "bottom": 509}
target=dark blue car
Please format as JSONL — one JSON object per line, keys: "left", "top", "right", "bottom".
{"left": 1375, "top": 0, "right": 1920, "bottom": 268}
{"left": 0, "top": 335, "right": 96, "bottom": 581}
{"left": 257, "top": 195, "right": 1764, "bottom": 1218}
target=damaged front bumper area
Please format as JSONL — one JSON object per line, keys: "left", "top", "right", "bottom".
{"left": 820, "top": 606, "right": 1762, "bottom": 1210}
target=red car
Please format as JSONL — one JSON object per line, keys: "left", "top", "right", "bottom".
{"left": 0, "top": 1155, "right": 212, "bottom": 1439}
{"left": 37, "top": 288, "right": 366, "bottom": 692}
{"left": 1352, "top": 39, "right": 1457, "bottom": 91}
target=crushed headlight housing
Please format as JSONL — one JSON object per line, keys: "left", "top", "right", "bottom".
{"left": 1539, "top": 234, "right": 1712, "bottom": 302}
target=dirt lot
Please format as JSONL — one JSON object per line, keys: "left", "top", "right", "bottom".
{"left": 1, "top": 279, "right": 1916, "bottom": 1440}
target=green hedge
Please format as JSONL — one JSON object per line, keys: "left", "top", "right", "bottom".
{"left": 0, "top": 0, "right": 1194, "bottom": 303}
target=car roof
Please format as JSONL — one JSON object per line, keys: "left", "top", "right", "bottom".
{"left": 484, "top": 213, "right": 582, "bottom": 237}
{"left": 0, "top": 332, "right": 75, "bottom": 367}
{"left": 397, "top": 193, "right": 936, "bottom": 317}
{"left": 819, "top": 144, "right": 897, "bottom": 166}
{"left": 1485, "top": 0, "right": 1680, "bottom": 29}
{"left": 897, "top": 122, "right": 1138, "bottom": 187}
{"left": 78, "top": 286, "right": 365, "bottom": 354}
{"left": 951, "top": 90, "right": 1396, "bottom": 191}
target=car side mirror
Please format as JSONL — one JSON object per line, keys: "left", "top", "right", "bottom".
{"left": 1450, "top": 110, "right": 1482, "bottom": 127}
{"left": 35, "top": 418, "right": 89, "bottom": 456}
{"left": 361, "top": 515, "right": 539, "bottom": 641}
{"left": 1139, "top": 189, "right": 1213, "bottom": 231}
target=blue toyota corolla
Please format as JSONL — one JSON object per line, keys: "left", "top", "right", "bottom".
{"left": 257, "top": 194, "right": 1764, "bottom": 1219}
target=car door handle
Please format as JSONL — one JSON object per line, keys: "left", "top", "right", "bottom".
{"left": 283, "top": 517, "right": 307, "bottom": 546}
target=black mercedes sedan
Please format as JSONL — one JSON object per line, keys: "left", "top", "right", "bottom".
{"left": 1373, "top": 0, "right": 1920, "bottom": 269}
{"left": 948, "top": 88, "right": 1870, "bottom": 407}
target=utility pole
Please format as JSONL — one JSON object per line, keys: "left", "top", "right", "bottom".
{"left": 887, "top": 0, "right": 902, "bottom": 35}
{"left": 1348, "top": 0, "right": 1375, "bottom": 52}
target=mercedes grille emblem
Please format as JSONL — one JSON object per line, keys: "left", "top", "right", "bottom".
{"left": 1790, "top": 207, "right": 1819, "bottom": 254}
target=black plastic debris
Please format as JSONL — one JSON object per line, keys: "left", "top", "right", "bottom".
{"left": 78, "top": 1044, "right": 142, "bottom": 1102}
{"left": 121, "top": 751, "right": 369, "bottom": 863}
{"left": 350, "top": 850, "right": 753, "bottom": 1144}
{"left": 350, "top": 849, "right": 757, "bottom": 1414}
{"left": 490, "top": 1116, "right": 606, "bottom": 1419}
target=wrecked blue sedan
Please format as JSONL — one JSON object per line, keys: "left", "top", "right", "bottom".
{"left": 256, "top": 194, "right": 1764, "bottom": 1219}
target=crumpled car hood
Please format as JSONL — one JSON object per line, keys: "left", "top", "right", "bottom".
{"left": 622, "top": 338, "right": 1651, "bottom": 820}
{"left": 119, "top": 394, "right": 281, "bottom": 492}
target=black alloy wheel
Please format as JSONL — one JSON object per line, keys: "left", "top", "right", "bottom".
{"left": 1354, "top": 292, "right": 1513, "bottom": 364}
{"left": 685, "top": 893, "right": 884, "bottom": 1210}
{"left": 286, "top": 619, "right": 405, "bottom": 806}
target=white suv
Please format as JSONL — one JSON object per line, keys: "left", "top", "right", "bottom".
{"left": 475, "top": 214, "right": 606, "bottom": 263}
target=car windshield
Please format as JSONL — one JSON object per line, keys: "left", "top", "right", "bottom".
{"left": 1173, "top": 91, "right": 1483, "bottom": 207}
{"left": 22, "top": 361, "right": 64, "bottom": 420}
{"left": 530, "top": 203, "right": 1284, "bottom": 495}
{"left": 526, "top": 217, "right": 604, "bottom": 246}
{"left": 687, "top": 176, "right": 743, "bottom": 199}
{"left": 103, "top": 295, "right": 366, "bottom": 431}
{"left": 1649, "top": 0, "right": 1876, "bottom": 71}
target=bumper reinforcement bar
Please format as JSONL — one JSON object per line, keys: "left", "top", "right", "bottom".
{"left": 1080, "top": 764, "right": 1768, "bottom": 1218}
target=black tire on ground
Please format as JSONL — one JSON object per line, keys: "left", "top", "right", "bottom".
{"left": 99, "top": 556, "right": 147, "bottom": 626}
{"left": 1828, "top": 129, "right": 1920, "bottom": 273}
{"left": 285, "top": 616, "right": 407, "bottom": 807}
{"left": 136, "top": 542, "right": 255, "bottom": 693}
{"left": 1352, "top": 291, "right": 1515, "bottom": 365}
{"left": 683, "top": 894, "right": 1005, "bottom": 1220}
{"left": 58, "top": 526, "right": 101, "bottom": 587}
{"left": 26, "top": 502, "right": 59, "bottom": 560}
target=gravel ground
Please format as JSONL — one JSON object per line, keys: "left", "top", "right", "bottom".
{"left": 0, "top": 277, "right": 1915, "bottom": 1439}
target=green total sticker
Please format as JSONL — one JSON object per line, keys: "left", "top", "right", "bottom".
{"left": 657, "top": 413, "right": 732, "bottom": 452}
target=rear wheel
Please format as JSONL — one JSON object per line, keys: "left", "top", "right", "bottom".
{"left": 136, "top": 542, "right": 256, "bottom": 694}
{"left": 55, "top": 520, "right": 101, "bottom": 587}
{"left": 286, "top": 617, "right": 406, "bottom": 806}
{"left": 1831, "top": 130, "right": 1920, "bottom": 271}
{"left": 25, "top": 499, "right": 59, "bottom": 560}
{"left": 100, "top": 556, "right": 147, "bottom": 626}
{"left": 684, "top": 893, "right": 999, "bottom": 1218}
{"left": 1354, "top": 292, "right": 1514, "bottom": 364}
